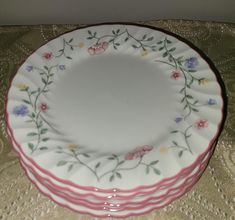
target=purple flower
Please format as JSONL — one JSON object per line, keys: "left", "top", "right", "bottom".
{"left": 185, "top": 57, "right": 198, "bottom": 69}
{"left": 175, "top": 117, "right": 183, "bottom": 123}
{"left": 26, "top": 65, "right": 33, "bottom": 72}
{"left": 207, "top": 98, "right": 217, "bottom": 105}
{"left": 13, "top": 105, "right": 29, "bottom": 117}
{"left": 59, "top": 65, "right": 66, "bottom": 70}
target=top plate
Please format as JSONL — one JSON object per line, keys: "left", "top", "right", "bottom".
{"left": 6, "top": 24, "right": 225, "bottom": 192}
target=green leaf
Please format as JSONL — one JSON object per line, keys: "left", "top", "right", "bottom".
{"left": 132, "top": 45, "right": 138, "bottom": 49}
{"left": 113, "top": 46, "right": 117, "bottom": 50}
{"left": 44, "top": 66, "right": 49, "bottom": 70}
{"left": 40, "top": 128, "right": 48, "bottom": 134}
{"left": 68, "top": 164, "right": 73, "bottom": 172}
{"left": 70, "top": 46, "right": 74, "bottom": 50}
{"left": 116, "top": 29, "right": 120, "bottom": 33}
{"left": 193, "top": 100, "right": 199, "bottom": 105}
{"left": 159, "top": 47, "right": 164, "bottom": 51}
{"left": 172, "top": 141, "right": 178, "bottom": 146}
{"left": 22, "top": 99, "right": 30, "bottom": 104}
{"left": 157, "top": 41, "right": 163, "bottom": 44}
{"left": 87, "top": 37, "right": 93, "bottom": 40}
{"left": 88, "top": 30, "right": 92, "bottom": 35}
{"left": 95, "top": 162, "right": 101, "bottom": 169}
{"left": 181, "top": 97, "right": 185, "bottom": 103}
{"left": 39, "top": 147, "right": 48, "bottom": 150}
{"left": 166, "top": 39, "right": 172, "bottom": 44}
{"left": 66, "top": 56, "right": 72, "bottom": 60}
{"left": 192, "top": 108, "right": 199, "bottom": 112}
{"left": 112, "top": 154, "right": 118, "bottom": 158}
{"left": 27, "top": 132, "right": 38, "bottom": 137}
{"left": 49, "top": 73, "right": 54, "bottom": 77}
{"left": 93, "top": 32, "right": 97, "bottom": 37}
{"left": 118, "top": 160, "right": 125, "bottom": 166}
{"left": 48, "top": 81, "right": 53, "bottom": 85}
{"left": 28, "top": 143, "right": 34, "bottom": 151}
{"left": 69, "top": 38, "right": 73, "bottom": 43}
{"left": 153, "top": 168, "right": 161, "bottom": 175}
{"left": 146, "top": 166, "right": 150, "bottom": 174}
{"left": 169, "top": 47, "right": 176, "bottom": 52}
{"left": 178, "top": 151, "right": 183, "bottom": 157}
{"left": 188, "top": 69, "right": 197, "bottom": 73}
{"left": 83, "top": 153, "right": 90, "bottom": 158}
{"left": 57, "top": 161, "right": 67, "bottom": 166}
{"left": 57, "top": 146, "right": 63, "bottom": 149}
{"left": 116, "top": 172, "right": 122, "bottom": 179}
{"left": 108, "top": 157, "right": 115, "bottom": 160}
{"left": 147, "top": 37, "right": 154, "bottom": 41}
{"left": 171, "top": 130, "right": 178, "bottom": 133}
{"left": 186, "top": 134, "right": 192, "bottom": 138}
{"left": 183, "top": 105, "right": 188, "bottom": 110}
{"left": 168, "top": 56, "right": 173, "bottom": 62}
{"left": 150, "top": 160, "right": 159, "bottom": 166}
{"left": 31, "top": 91, "right": 37, "bottom": 95}
{"left": 163, "top": 52, "right": 168, "bottom": 57}
{"left": 179, "top": 88, "right": 185, "bottom": 93}
{"left": 142, "top": 34, "right": 147, "bottom": 40}
{"left": 186, "top": 95, "right": 193, "bottom": 99}
{"left": 109, "top": 174, "right": 115, "bottom": 182}
{"left": 42, "top": 137, "right": 49, "bottom": 142}
{"left": 115, "top": 43, "right": 120, "bottom": 46}
{"left": 112, "top": 30, "right": 116, "bottom": 35}
{"left": 41, "top": 78, "right": 47, "bottom": 85}
{"left": 124, "top": 37, "right": 129, "bottom": 42}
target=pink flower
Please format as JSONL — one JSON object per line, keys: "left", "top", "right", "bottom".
{"left": 195, "top": 119, "right": 208, "bottom": 129}
{"left": 88, "top": 42, "right": 109, "bottom": 55}
{"left": 39, "top": 103, "right": 49, "bottom": 112}
{"left": 171, "top": 70, "right": 181, "bottom": 80}
{"left": 125, "top": 145, "right": 153, "bottom": 160}
{"left": 43, "top": 52, "right": 53, "bottom": 60}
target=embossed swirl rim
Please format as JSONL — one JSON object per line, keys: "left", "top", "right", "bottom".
{"left": 5, "top": 23, "right": 226, "bottom": 193}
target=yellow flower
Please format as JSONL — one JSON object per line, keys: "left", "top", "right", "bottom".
{"left": 159, "top": 146, "right": 169, "bottom": 154}
{"left": 140, "top": 48, "right": 148, "bottom": 57}
{"left": 199, "top": 78, "right": 209, "bottom": 85}
{"left": 78, "top": 42, "right": 85, "bottom": 48}
{"left": 17, "top": 83, "right": 28, "bottom": 90}
{"left": 68, "top": 144, "right": 78, "bottom": 151}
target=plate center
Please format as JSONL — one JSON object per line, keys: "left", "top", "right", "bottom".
{"left": 50, "top": 54, "right": 176, "bottom": 154}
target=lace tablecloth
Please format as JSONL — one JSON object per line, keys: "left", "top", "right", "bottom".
{"left": 0, "top": 20, "right": 234, "bottom": 220}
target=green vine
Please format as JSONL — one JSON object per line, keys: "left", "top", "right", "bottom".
{"left": 170, "top": 125, "right": 193, "bottom": 157}
{"left": 87, "top": 28, "right": 158, "bottom": 51}
{"left": 155, "top": 37, "right": 207, "bottom": 118}
{"left": 56, "top": 147, "right": 161, "bottom": 182}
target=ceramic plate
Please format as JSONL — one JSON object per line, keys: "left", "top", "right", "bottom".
{"left": 6, "top": 24, "right": 224, "bottom": 192}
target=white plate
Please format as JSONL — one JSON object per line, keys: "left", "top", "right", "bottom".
{"left": 6, "top": 24, "right": 224, "bottom": 192}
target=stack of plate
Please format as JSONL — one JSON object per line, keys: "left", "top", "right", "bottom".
{"left": 5, "top": 24, "right": 225, "bottom": 218}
